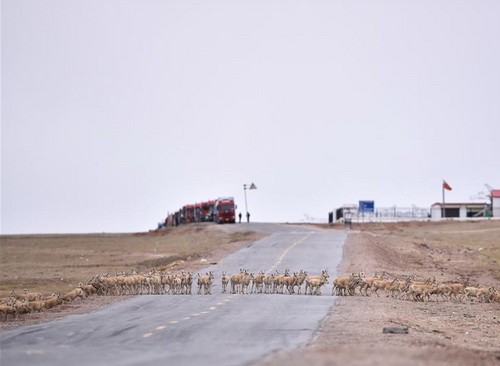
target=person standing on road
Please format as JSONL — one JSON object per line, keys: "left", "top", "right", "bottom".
{"left": 238, "top": 212, "right": 242, "bottom": 223}
{"left": 246, "top": 212, "right": 250, "bottom": 223}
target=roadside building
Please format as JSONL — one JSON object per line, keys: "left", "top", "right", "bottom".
{"left": 431, "top": 202, "right": 489, "bottom": 219}
{"left": 491, "top": 190, "right": 500, "bottom": 217}
{"left": 334, "top": 204, "right": 357, "bottom": 222}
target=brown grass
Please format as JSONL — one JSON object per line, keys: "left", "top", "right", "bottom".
{"left": 359, "top": 220, "right": 500, "bottom": 281}
{"left": 257, "top": 220, "right": 500, "bottom": 366}
{"left": 322, "top": 220, "right": 500, "bottom": 281}
{"left": 0, "top": 224, "right": 263, "bottom": 298}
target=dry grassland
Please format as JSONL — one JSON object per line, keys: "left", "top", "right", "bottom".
{"left": 0, "top": 224, "right": 263, "bottom": 298}
{"left": 258, "top": 220, "right": 500, "bottom": 366}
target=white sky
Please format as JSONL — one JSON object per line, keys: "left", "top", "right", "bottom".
{"left": 2, "top": 1, "right": 500, "bottom": 234}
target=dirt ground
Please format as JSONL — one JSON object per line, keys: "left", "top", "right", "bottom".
{"left": 1, "top": 220, "right": 500, "bottom": 365}
{"left": 0, "top": 224, "right": 264, "bottom": 331}
{"left": 257, "top": 220, "right": 500, "bottom": 366}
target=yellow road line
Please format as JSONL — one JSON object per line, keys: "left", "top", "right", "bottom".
{"left": 267, "top": 233, "right": 311, "bottom": 273}
{"left": 143, "top": 240, "right": 312, "bottom": 341}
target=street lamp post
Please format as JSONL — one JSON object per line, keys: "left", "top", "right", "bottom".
{"left": 243, "top": 183, "right": 257, "bottom": 220}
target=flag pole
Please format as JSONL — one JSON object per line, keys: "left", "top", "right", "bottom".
{"left": 442, "top": 181, "right": 445, "bottom": 219}
{"left": 442, "top": 180, "right": 452, "bottom": 219}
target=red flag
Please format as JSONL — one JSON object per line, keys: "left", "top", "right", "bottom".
{"left": 443, "top": 180, "right": 452, "bottom": 191}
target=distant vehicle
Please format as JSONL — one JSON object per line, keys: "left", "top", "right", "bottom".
{"left": 169, "top": 198, "right": 236, "bottom": 227}
{"left": 184, "top": 204, "right": 195, "bottom": 223}
{"left": 195, "top": 203, "right": 202, "bottom": 222}
{"left": 200, "top": 200, "right": 215, "bottom": 222}
{"left": 213, "top": 197, "right": 237, "bottom": 224}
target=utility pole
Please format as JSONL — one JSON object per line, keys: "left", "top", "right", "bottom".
{"left": 243, "top": 183, "right": 257, "bottom": 218}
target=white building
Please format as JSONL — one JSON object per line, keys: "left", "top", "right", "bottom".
{"left": 492, "top": 190, "right": 500, "bottom": 217}
{"left": 431, "top": 202, "right": 488, "bottom": 219}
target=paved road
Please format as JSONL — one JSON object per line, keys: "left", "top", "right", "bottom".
{"left": 0, "top": 224, "right": 346, "bottom": 366}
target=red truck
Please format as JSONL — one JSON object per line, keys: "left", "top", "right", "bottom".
{"left": 200, "top": 200, "right": 215, "bottom": 222}
{"left": 183, "top": 204, "right": 195, "bottom": 223}
{"left": 213, "top": 197, "right": 237, "bottom": 224}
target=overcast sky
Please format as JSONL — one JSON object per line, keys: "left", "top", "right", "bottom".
{"left": 2, "top": 1, "right": 499, "bottom": 234}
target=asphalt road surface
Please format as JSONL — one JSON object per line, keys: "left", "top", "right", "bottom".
{"left": 0, "top": 224, "right": 346, "bottom": 366}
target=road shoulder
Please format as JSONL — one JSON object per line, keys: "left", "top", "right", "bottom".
{"left": 256, "top": 223, "right": 500, "bottom": 366}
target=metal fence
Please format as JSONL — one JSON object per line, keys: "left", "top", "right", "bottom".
{"left": 372, "top": 206, "right": 430, "bottom": 220}
{"left": 331, "top": 206, "right": 431, "bottom": 223}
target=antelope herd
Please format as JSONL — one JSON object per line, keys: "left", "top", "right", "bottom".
{"left": 332, "top": 271, "right": 500, "bottom": 303}
{"left": 1, "top": 268, "right": 498, "bottom": 322}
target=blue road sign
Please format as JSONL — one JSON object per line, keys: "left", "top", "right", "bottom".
{"left": 359, "top": 201, "right": 375, "bottom": 213}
